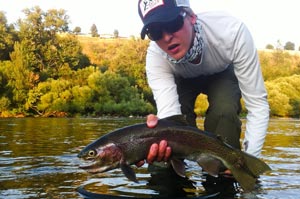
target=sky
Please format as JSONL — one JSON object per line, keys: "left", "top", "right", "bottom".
{"left": 0, "top": 0, "right": 299, "bottom": 49}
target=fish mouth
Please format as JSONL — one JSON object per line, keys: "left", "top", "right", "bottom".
{"left": 79, "top": 159, "right": 112, "bottom": 174}
{"left": 79, "top": 160, "right": 102, "bottom": 173}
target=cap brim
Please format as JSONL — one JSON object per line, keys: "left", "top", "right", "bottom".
{"left": 140, "top": 7, "right": 181, "bottom": 39}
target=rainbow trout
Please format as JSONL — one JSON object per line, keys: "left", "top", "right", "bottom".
{"left": 78, "top": 115, "right": 271, "bottom": 191}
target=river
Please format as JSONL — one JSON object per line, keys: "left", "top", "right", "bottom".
{"left": 0, "top": 117, "right": 299, "bottom": 199}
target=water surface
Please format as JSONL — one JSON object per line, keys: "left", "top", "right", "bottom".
{"left": 0, "top": 118, "right": 299, "bottom": 198}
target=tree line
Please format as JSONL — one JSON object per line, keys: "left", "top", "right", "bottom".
{"left": 0, "top": 7, "right": 153, "bottom": 117}
{"left": 265, "top": 40, "right": 300, "bottom": 51}
{"left": 0, "top": 7, "right": 300, "bottom": 118}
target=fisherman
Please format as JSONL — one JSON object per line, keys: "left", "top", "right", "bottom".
{"left": 136, "top": 0, "right": 269, "bottom": 176}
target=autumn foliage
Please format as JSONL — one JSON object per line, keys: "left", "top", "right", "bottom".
{"left": 0, "top": 7, "right": 299, "bottom": 118}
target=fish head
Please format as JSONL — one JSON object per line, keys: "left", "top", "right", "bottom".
{"left": 78, "top": 143, "right": 123, "bottom": 173}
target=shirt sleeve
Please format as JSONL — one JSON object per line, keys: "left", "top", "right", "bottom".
{"left": 145, "top": 43, "right": 182, "bottom": 119}
{"left": 232, "top": 22, "right": 270, "bottom": 157}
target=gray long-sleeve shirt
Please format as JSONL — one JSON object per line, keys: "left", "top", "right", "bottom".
{"left": 145, "top": 11, "right": 269, "bottom": 157}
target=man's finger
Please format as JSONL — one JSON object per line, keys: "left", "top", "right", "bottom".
{"left": 164, "top": 146, "right": 172, "bottom": 162}
{"left": 135, "top": 160, "right": 145, "bottom": 167}
{"left": 224, "top": 169, "right": 232, "bottom": 175}
{"left": 157, "top": 140, "right": 167, "bottom": 161}
{"left": 147, "top": 143, "right": 158, "bottom": 164}
{"left": 147, "top": 114, "right": 158, "bottom": 128}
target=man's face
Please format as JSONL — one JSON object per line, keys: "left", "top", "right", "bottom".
{"left": 155, "top": 14, "right": 197, "bottom": 61}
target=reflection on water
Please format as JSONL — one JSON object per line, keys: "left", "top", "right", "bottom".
{"left": 0, "top": 118, "right": 299, "bottom": 198}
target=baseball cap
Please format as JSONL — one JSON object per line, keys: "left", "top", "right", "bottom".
{"left": 138, "top": 0, "right": 190, "bottom": 39}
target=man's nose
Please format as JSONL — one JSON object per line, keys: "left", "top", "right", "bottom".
{"left": 161, "top": 31, "right": 173, "bottom": 42}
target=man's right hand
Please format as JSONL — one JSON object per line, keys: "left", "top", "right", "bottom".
{"left": 135, "top": 114, "right": 172, "bottom": 167}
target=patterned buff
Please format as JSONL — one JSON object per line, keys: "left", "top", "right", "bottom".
{"left": 167, "top": 17, "right": 203, "bottom": 64}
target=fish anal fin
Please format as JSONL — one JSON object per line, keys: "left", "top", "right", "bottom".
{"left": 170, "top": 158, "right": 186, "bottom": 178}
{"left": 120, "top": 161, "right": 138, "bottom": 183}
{"left": 197, "top": 154, "right": 223, "bottom": 177}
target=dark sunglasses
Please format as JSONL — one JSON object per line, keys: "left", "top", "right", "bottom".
{"left": 145, "top": 12, "right": 187, "bottom": 41}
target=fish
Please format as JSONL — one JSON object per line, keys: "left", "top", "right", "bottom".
{"left": 78, "top": 115, "right": 271, "bottom": 191}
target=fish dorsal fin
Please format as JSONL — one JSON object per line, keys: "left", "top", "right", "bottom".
{"left": 120, "top": 161, "right": 138, "bottom": 183}
{"left": 170, "top": 158, "right": 186, "bottom": 178}
{"left": 162, "top": 115, "right": 189, "bottom": 126}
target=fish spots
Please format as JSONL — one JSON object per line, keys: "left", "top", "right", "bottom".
{"left": 234, "top": 157, "right": 244, "bottom": 169}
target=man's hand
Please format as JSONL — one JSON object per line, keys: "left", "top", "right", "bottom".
{"left": 146, "top": 114, "right": 158, "bottom": 128}
{"left": 135, "top": 114, "right": 172, "bottom": 167}
{"left": 147, "top": 140, "right": 172, "bottom": 163}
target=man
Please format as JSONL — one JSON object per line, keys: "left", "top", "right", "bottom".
{"left": 137, "top": 0, "right": 269, "bottom": 172}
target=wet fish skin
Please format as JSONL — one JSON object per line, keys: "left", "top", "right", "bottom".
{"left": 78, "top": 115, "right": 271, "bottom": 191}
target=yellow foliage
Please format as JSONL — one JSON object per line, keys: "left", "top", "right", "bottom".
{"left": 194, "top": 94, "right": 209, "bottom": 116}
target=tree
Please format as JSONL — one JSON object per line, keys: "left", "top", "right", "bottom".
{"left": 0, "top": 11, "right": 17, "bottom": 60}
{"left": 6, "top": 42, "right": 38, "bottom": 109}
{"left": 25, "top": 78, "right": 72, "bottom": 116}
{"left": 17, "top": 6, "right": 70, "bottom": 74}
{"left": 113, "top": 29, "right": 119, "bottom": 38}
{"left": 275, "top": 40, "right": 283, "bottom": 50}
{"left": 16, "top": 6, "right": 89, "bottom": 80}
{"left": 265, "top": 44, "right": 274, "bottom": 50}
{"left": 0, "top": 6, "right": 91, "bottom": 113}
{"left": 73, "top": 26, "right": 81, "bottom": 34}
{"left": 44, "top": 8, "right": 70, "bottom": 34}
{"left": 284, "top": 41, "right": 295, "bottom": 50}
{"left": 90, "top": 24, "right": 99, "bottom": 37}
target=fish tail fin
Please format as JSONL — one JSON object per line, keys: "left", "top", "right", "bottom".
{"left": 226, "top": 151, "right": 271, "bottom": 191}
{"left": 228, "top": 164, "right": 257, "bottom": 191}
{"left": 242, "top": 151, "right": 271, "bottom": 177}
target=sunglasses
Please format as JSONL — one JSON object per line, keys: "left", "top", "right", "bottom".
{"left": 145, "top": 12, "right": 187, "bottom": 41}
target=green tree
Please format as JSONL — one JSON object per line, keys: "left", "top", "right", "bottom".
{"left": 16, "top": 6, "right": 89, "bottom": 80}
{"left": 70, "top": 85, "right": 94, "bottom": 114}
{"left": 90, "top": 24, "right": 99, "bottom": 37}
{"left": 17, "top": 6, "right": 67, "bottom": 75}
{"left": 87, "top": 71, "right": 153, "bottom": 116}
{"left": 44, "top": 8, "right": 69, "bottom": 33}
{"left": 25, "top": 78, "right": 72, "bottom": 116}
{"left": 284, "top": 41, "right": 295, "bottom": 50}
{"left": 73, "top": 26, "right": 81, "bottom": 34}
{"left": 6, "top": 42, "right": 38, "bottom": 111}
{"left": 0, "top": 96, "right": 10, "bottom": 112}
{"left": 265, "top": 44, "right": 274, "bottom": 50}
{"left": 0, "top": 11, "right": 17, "bottom": 60}
{"left": 113, "top": 29, "right": 119, "bottom": 38}
{"left": 290, "top": 99, "right": 300, "bottom": 117}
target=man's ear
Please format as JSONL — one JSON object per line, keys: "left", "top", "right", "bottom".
{"left": 190, "top": 14, "right": 197, "bottom": 25}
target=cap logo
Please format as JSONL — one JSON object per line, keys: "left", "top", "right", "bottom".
{"left": 139, "top": 0, "right": 164, "bottom": 18}
{"left": 176, "top": 0, "right": 190, "bottom": 7}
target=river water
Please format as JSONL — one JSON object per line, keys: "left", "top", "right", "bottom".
{"left": 0, "top": 117, "right": 299, "bottom": 199}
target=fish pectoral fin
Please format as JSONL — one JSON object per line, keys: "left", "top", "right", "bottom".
{"left": 120, "top": 162, "right": 138, "bottom": 183}
{"left": 197, "top": 154, "right": 223, "bottom": 177}
{"left": 170, "top": 158, "right": 186, "bottom": 178}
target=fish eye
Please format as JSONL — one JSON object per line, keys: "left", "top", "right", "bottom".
{"left": 88, "top": 149, "right": 97, "bottom": 157}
